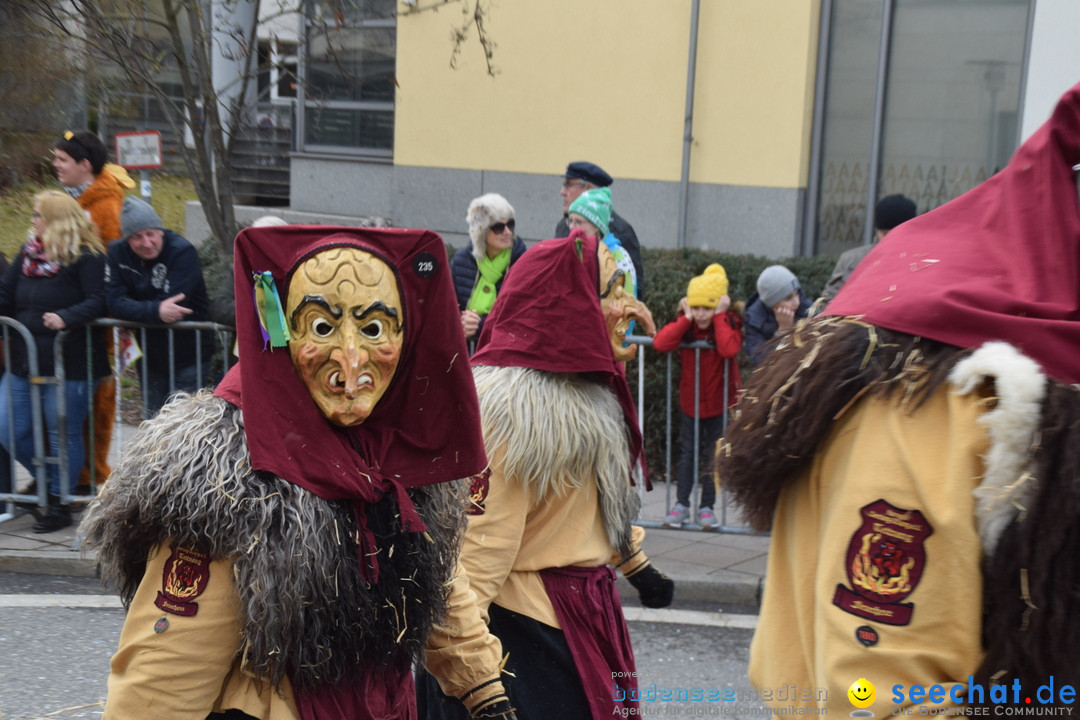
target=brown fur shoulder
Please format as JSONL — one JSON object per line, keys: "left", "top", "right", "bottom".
{"left": 975, "top": 380, "right": 1080, "bottom": 693}
{"left": 717, "top": 316, "right": 968, "bottom": 530}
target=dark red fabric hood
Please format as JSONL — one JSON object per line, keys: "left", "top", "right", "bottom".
{"left": 826, "top": 81, "right": 1080, "bottom": 384}
{"left": 471, "top": 230, "right": 647, "bottom": 486}
{"left": 215, "top": 225, "right": 486, "bottom": 511}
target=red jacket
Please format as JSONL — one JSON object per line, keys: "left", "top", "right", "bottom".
{"left": 652, "top": 311, "right": 742, "bottom": 418}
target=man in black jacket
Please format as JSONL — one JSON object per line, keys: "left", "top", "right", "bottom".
{"left": 554, "top": 161, "right": 644, "bottom": 296}
{"left": 106, "top": 197, "right": 213, "bottom": 417}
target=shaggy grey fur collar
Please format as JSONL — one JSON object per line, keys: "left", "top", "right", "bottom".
{"left": 80, "top": 392, "right": 466, "bottom": 691}
{"left": 472, "top": 365, "right": 641, "bottom": 559}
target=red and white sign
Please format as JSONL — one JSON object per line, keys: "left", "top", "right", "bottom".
{"left": 115, "top": 131, "right": 163, "bottom": 170}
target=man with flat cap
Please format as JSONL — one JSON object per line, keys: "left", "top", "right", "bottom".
{"left": 555, "top": 161, "right": 645, "bottom": 295}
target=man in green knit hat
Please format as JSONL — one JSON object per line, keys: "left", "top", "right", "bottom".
{"left": 555, "top": 161, "right": 644, "bottom": 294}
{"left": 568, "top": 187, "right": 638, "bottom": 299}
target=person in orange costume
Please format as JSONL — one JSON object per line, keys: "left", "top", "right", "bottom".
{"left": 52, "top": 130, "right": 133, "bottom": 493}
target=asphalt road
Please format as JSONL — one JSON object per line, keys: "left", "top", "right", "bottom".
{"left": 0, "top": 573, "right": 768, "bottom": 720}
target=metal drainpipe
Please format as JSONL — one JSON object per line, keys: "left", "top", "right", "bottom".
{"left": 676, "top": 0, "right": 702, "bottom": 250}
{"left": 862, "top": 0, "right": 895, "bottom": 247}
{"left": 801, "top": 0, "right": 833, "bottom": 257}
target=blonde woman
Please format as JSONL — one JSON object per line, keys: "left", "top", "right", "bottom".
{"left": 0, "top": 190, "right": 108, "bottom": 532}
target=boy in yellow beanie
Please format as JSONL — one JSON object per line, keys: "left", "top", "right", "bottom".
{"left": 652, "top": 264, "right": 743, "bottom": 529}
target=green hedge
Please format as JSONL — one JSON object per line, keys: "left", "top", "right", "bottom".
{"left": 628, "top": 248, "right": 837, "bottom": 481}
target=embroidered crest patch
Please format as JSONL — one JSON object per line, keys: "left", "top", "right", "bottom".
{"left": 155, "top": 545, "right": 211, "bottom": 617}
{"left": 832, "top": 500, "right": 933, "bottom": 626}
{"left": 467, "top": 468, "right": 492, "bottom": 515}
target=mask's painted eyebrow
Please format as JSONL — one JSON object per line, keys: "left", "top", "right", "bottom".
{"left": 600, "top": 270, "right": 624, "bottom": 299}
{"left": 354, "top": 301, "right": 400, "bottom": 324}
{"left": 290, "top": 295, "right": 341, "bottom": 330}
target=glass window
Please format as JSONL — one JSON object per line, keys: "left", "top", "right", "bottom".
{"left": 302, "top": 0, "right": 395, "bottom": 153}
{"left": 304, "top": 107, "right": 393, "bottom": 150}
{"left": 258, "top": 40, "right": 298, "bottom": 101}
{"left": 814, "top": 0, "right": 1030, "bottom": 257}
{"left": 306, "top": 26, "right": 395, "bottom": 103}
{"left": 309, "top": 0, "right": 395, "bottom": 23}
{"left": 816, "top": 0, "right": 884, "bottom": 258}
{"left": 879, "top": 1, "right": 1027, "bottom": 209}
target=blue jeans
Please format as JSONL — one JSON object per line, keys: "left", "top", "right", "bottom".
{"left": 0, "top": 374, "right": 91, "bottom": 497}
{"left": 675, "top": 412, "right": 726, "bottom": 509}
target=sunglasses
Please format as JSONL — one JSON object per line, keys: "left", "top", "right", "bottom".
{"left": 489, "top": 219, "right": 516, "bottom": 234}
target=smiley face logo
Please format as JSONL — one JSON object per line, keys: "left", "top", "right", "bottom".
{"left": 848, "top": 678, "right": 876, "bottom": 712}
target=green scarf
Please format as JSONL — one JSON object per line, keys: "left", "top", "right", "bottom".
{"left": 466, "top": 248, "right": 511, "bottom": 315}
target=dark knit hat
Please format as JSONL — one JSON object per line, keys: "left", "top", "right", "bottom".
{"left": 54, "top": 131, "right": 108, "bottom": 175}
{"left": 874, "top": 194, "right": 917, "bottom": 231}
{"left": 121, "top": 197, "right": 164, "bottom": 239}
{"left": 564, "top": 161, "right": 613, "bottom": 188}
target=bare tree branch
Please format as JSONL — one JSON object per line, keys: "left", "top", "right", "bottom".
{"left": 19, "top": 0, "right": 255, "bottom": 257}
{"left": 448, "top": 0, "right": 497, "bottom": 77}
{"left": 13, "top": 0, "right": 500, "bottom": 255}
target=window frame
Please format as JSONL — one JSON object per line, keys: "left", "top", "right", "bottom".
{"left": 297, "top": 6, "right": 395, "bottom": 158}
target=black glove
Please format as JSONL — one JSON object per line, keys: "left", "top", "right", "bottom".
{"left": 626, "top": 563, "right": 674, "bottom": 608}
{"left": 472, "top": 696, "right": 519, "bottom": 719}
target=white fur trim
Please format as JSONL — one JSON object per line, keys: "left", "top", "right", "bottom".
{"left": 950, "top": 341, "right": 1046, "bottom": 556}
{"left": 466, "top": 193, "right": 515, "bottom": 261}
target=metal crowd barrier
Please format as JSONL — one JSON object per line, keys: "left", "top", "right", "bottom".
{"left": 0, "top": 318, "right": 235, "bottom": 521}
{"left": 626, "top": 334, "right": 755, "bottom": 534}
{"left": 0, "top": 317, "right": 751, "bottom": 535}
{"left": 0, "top": 318, "right": 54, "bottom": 516}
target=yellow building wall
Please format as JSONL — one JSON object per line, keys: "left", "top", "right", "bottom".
{"left": 395, "top": 0, "right": 819, "bottom": 189}
{"left": 692, "top": 1, "right": 821, "bottom": 188}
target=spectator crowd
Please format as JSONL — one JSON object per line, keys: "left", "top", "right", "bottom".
{"left": 0, "top": 130, "right": 218, "bottom": 532}
{"left": 3, "top": 140, "right": 907, "bottom": 539}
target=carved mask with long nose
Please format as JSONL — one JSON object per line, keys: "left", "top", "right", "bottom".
{"left": 597, "top": 243, "right": 655, "bottom": 362}
{"left": 286, "top": 246, "right": 404, "bottom": 427}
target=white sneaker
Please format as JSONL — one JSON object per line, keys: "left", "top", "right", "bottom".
{"left": 663, "top": 503, "right": 690, "bottom": 528}
{"left": 698, "top": 507, "right": 719, "bottom": 531}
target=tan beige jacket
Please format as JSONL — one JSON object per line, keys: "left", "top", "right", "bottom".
{"left": 105, "top": 544, "right": 297, "bottom": 719}
{"left": 424, "top": 445, "right": 649, "bottom": 710}
{"left": 751, "top": 384, "right": 992, "bottom": 712}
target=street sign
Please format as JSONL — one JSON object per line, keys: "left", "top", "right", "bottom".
{"left": 115, "top": 131, "right": 163, "bottom": 170}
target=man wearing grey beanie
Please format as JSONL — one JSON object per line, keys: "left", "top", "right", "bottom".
{"left": 106, "top": 197, "right": 213, "bottom": 417}
{"left": 743, "top": 265, "right": 812, "bottom": 367}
